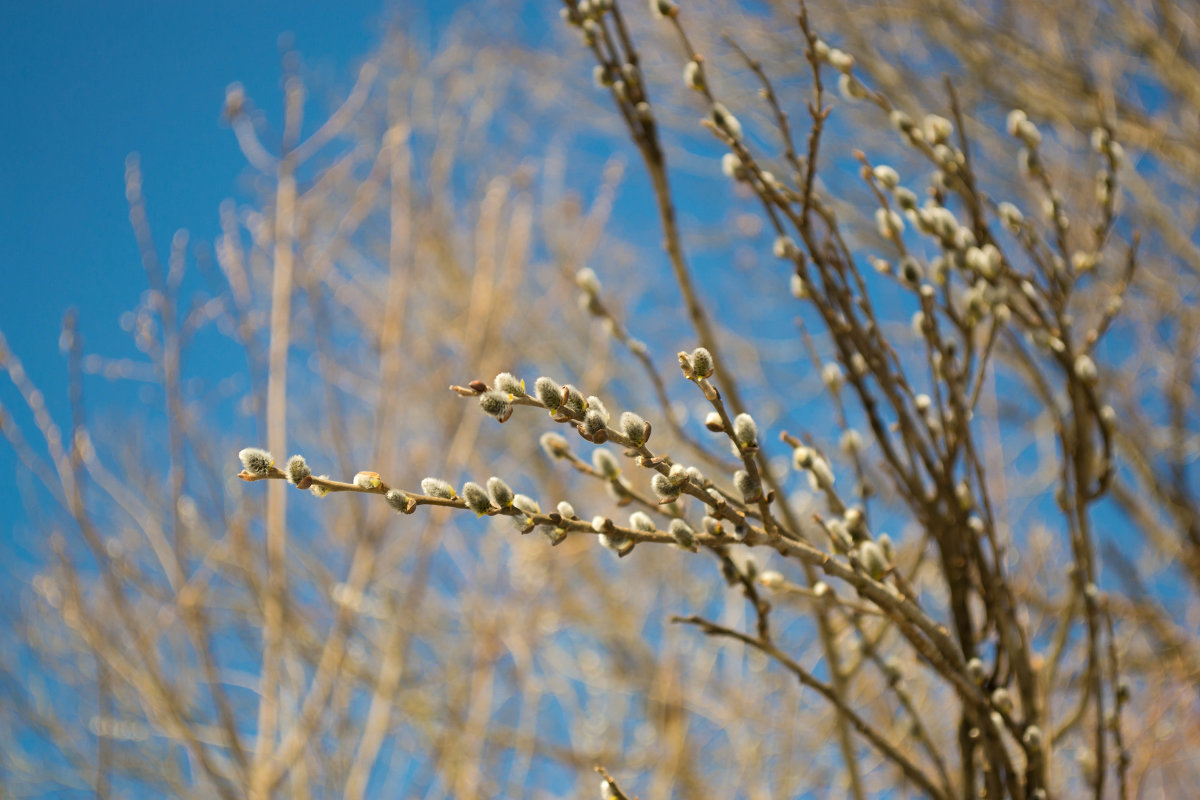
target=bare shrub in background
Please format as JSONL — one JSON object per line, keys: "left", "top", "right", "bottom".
{"left": 2, "top": 0, "right": 1197, "bottom": 797}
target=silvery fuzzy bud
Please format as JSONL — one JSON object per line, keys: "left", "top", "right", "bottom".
{"left": 652, "top": 472, "right": 682, "bottom": 501}
{"left": 689, "top": 347, "right": 714, "bottom": 378}
{"left": 1074, "top": 354, "right": 1098, "bottom": 384}
{"left": 893, "top": 186, "right": 918, "bottom": 210}
{"left": 593, "top": 64, "right": 613, "bottom": 88}
{"left": 732, "top": 413, "right": 758, "bottom": 450}
{"left": 878, "top": 533, "right": 895, "bottom": 562}
{"left": 793, "top": 445, "right": 815, "bottom": 470}
{"left": 827, "top": 519, "right": 853, "bottom": 552}
{"left": 734, "top": 469, "right": 761, "bottom": 501}
{"left": 923, "top": 114, "right": 953, "bottom": 143}
{"left": 822, "top": 362, "right": 845, "bottom": 391}
{"left": 669, "top": 519, "right": 697, "bottom": 550}
{"left": 773, "top": 235, "right": 797, "bottom": 259}
{"left": 486, "top": 476, "right": 514, "bottom": 508}
{"left": 535, "top": 377, "right": 563, "bottom": 411}
{"left": 513, "top": 494, "right": 541, "bottom": 515}
{"left": 889, "top": 109, "right": 916, "bottom": 135}
{"left": 592, "top": 448, "right": 621, "bottom": 478}
{"left": 479, "top": 390, "right": 512, "bottom": 420}
{"left": 285, "top": 454, "right": 310, "bottom": 485}
{"left": 711, "top": 103, "right": 743, "bottom": 140}
{"left": 1071, "top": 251, "right": 1097, "bottom": 272}
{"left": 722, "top": 152, "right": 747, "bottom": 181}
{"left": 556, "top": 500, "right": 577, "bottom": 519}
{"left": 872, "top": 257, "right": 893, "bottom": 275}
{"left": 462, "top": 482, "right": 492, "bottom": 515}
{"left": 354, "top": 471, "right": 382, "bottom": 490}
{"left": 967, "top": 657, "right": 987, "bottom": 684}
{"left": 1022, "top": 725, "right": 1043, "bottom": 750}
{"left": 650, "top": 0, "right": 678, "bottom": 18}
{"left": 575, "top": 267, "right": 601, "bottom": 294}
{"left": 991, "top": 687, "right": 1014, "bottom": 714}
{"left": 760, "top": 570, "right": 784, "bottom": 589}
{"left": 1006, "top": 109, "right": 1028, "bottom": 137}
{"left": 686, "top": 466, "right": 704, "bottom": 484}
{"left": 539, "top": 432, "right": 570, "bottom": 459}
{"left": 581, "top": 409, "right": 607, "bottom": 438}
{"left": 808, "top": 456, "right": 835, "bottom": 489}
{"left": 840, "top": 429, "right": 864, "bottom": 454}
{"left": 827, "top": 48, "right": 854, "bottom": 72}
{"left": 310, "top": 476, "right": 331, "bottom": 498}
{"left": 702, "top": 515, "right": 724, "bottom": 537}
{"left": 704, "top": 411, "right": 724, "bottom": 432}
{"left": 684, "top": 60, "right": 704, "bottom": 91}
{"left": 858, "top": 540, "right": 889, "bottom": 579}
{"left": 421, "top": 477, "right": 456, "bottom": 499}
{"left": 838, "top": 73, "right": 867, "bottom": 101}
{"left": 560, "top": 385, "right": 587, "bottom": 416}
{"left": 998, "top": 202, "right": 1023, "bottom": 230}
{"left": 629, "top": 511, "right": 656, "bottom": 532}
{"left": 790, "top": 273, "right": 809, "bottom": 299}
{"left": 599, "top": 529, "right": 634, "bottom": 556}
{"left": 238, "top": 447, "right": 275, "bottom": 476}
{"left": 667, "top": 463, "right": 688, "bottom": 486}
{"left": 586, "top": 396, "right": 610, "bottom": 423}
{"left": 494, "top": 372, "right": 525, "bottom": 397}
{"left": 385, "top": 489, "right": 410, "bottom": 513}
{"left": 872, "top": 165, "right": 899, "bottom": 189}
{"left": 876, "top": 208, "right": 904, "bottom": 239}
{"left": 619, "top": 411, "right": 650, "bottom": 445}
{"left": 844, "top": 506, "right": 865, "bottom": 536}
{"left": 899, "top": 256, "right": 922, "bottom": 287}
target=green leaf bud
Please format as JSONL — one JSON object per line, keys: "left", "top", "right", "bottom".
{"left": 238, "top": 447, "right": 275, "bottom": 476}
{"left": 486, "top": 476, "right": 515, "bottom": 508}
{"left": 285, "top": 454, "right": 310, "bottom": 485}
{"left": 462, "top": 482, "right": 492, "bottom": 516}
{"left": 420, "top": 478, "right": 456, "bottom": 499}
{"left": 535, "top": 377, "right": 563, "bottom": 411}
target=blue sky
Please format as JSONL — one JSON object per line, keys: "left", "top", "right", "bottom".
{"left": 0, "top": 2, "right": 399, "bottom": 552}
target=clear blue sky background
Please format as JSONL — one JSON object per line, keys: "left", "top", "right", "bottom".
{"left": 0, "top": 2, "right": 405, "bottom": 553}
